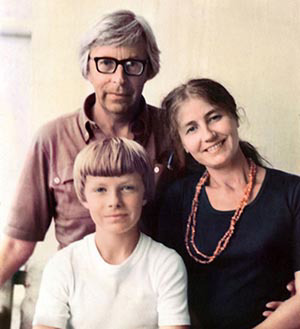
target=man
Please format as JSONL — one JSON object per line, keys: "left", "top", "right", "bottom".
{"left": 0, "top": 10, "right": 172, "bottom": 287}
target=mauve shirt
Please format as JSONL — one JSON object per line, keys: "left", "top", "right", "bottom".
{"left": 4, "top": 93, "right": 171, "bottom": 248}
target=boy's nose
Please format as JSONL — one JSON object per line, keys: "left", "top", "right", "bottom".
{"left": 108, "top": 191, "right": 122, "bottom": 208}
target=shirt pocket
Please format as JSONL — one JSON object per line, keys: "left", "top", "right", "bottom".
{"left": 50, "top": 164, "right": 90, "bottom": 219}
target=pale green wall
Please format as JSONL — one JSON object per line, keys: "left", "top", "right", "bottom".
{"left": 32, "top": 0, "right": 300, "bottom": 173}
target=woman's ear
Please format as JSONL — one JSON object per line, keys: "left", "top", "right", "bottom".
{"left": 181, "top": 143, "right": 189, "bottom": 154}
{"left": 142, "top": 199, "right": 147, "bottom": 206}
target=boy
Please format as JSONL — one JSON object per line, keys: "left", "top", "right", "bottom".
{"left": 32, "top": 137, "right": 190, "bottom": 329}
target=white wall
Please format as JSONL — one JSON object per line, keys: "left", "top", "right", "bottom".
{"left": 0, "top": 0, "right": 32, "bottom": 229}
{"left": 31, "top": 0, "right": 300, "bottom": 174}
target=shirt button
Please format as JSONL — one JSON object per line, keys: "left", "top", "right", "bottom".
{"left": 154, "top": 166, "right": 160, "bottom": 174}
{"left": 54, "top": 177, "right": 61, "bottom": 184}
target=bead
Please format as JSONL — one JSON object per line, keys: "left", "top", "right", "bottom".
{"left": 185, "top": 159, "right": 257, "bottom": 264}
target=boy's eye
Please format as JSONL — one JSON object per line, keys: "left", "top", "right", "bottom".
{"left": 121, "top": 185, "right": 135, "bottom": 192}
{"left": 96, "top": 187, "right": 106, "bottom": 193}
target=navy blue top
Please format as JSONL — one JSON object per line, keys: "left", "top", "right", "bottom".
{"left": 158, "top": 168, "right": 300, "bottom": 329}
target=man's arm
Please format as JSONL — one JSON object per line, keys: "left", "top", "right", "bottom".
{"left": 161, "top": 326, "right": 190, "bottom": 329}
{"left": 263, "top": 280, "right": 296, "bottom": 317}
{"left": 32, "top": 326, "right": 60, "bottom": 329}
{"left": 254, "top": 271, "right": 300, "bottom": 329}
{"left": 0, "top": 235, "right": 36, "bottom": 286}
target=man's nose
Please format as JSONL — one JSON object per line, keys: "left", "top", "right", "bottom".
{"left": 111, "top": 64, "right": 126, "bottom": 85}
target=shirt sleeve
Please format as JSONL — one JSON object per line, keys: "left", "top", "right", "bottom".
{"left": 32, "top": 251, "right": 72, "bottom": 328}
{"left": 156, "top": 250, "right": 190, "bottom": 326}
{"left": 4, "top": 128, "right": 55, "bottom": 241}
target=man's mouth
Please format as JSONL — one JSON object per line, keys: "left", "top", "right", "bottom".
{"left": 110, "top": 92, "right": 130, "bottom": 97}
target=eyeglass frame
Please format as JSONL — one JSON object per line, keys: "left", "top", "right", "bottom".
{"left": 88, "top": 56, "right": 148, "bottom": 76}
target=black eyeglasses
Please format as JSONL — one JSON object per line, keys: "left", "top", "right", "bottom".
{"left": 89, "top": 57, "right": 147, "bottom": 76}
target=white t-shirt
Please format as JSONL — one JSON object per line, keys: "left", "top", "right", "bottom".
{"left": 33, "top": 233, "right": 190, "bottom": 329}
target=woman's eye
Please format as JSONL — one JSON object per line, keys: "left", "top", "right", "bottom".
{"left": 186, "top": 126, "right": 197, "bottom": 135}
{"left": 208, "top": 114, "right": 222, "bottom": 123}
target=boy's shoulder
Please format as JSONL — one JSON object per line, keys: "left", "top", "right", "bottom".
{"left": 142, "top": 233, "right": 184, "bottom": 265}
{"left": 47, "top": 233, "right": 94, "bottom": 266}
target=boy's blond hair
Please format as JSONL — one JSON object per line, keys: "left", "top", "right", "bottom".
{"left": 73, "top": 137, "right": 155, "bottom": 203}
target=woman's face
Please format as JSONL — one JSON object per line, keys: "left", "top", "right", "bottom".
{"left": 176, "top": 97, "right": 240, "bottom": 170}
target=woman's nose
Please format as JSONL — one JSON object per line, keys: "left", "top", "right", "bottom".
{"left": 202, "top": 125, "right": 217, "bottom": 142}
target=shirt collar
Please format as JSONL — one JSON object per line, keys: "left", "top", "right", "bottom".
{"left": 79, "top": 93, "right": 151, "bottom": 144}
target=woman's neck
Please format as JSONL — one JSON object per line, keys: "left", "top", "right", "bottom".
{"left": 207, "top": 151, "right": 251, "bottom": 190}
{"left": 204, "top": 150, "right": 266, "bottom": 210}
{"left": 94, "top": 229, "right": 140, "bottom": 265}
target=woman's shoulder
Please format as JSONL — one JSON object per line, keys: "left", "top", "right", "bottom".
{"left": 266, "top": 167, "right": 300, "bottom": 184}
{"left": 264, "top": 167, "right": 300, "bottom": 200}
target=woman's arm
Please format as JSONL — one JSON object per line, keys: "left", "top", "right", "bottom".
{"left": 254, "top": 271, "right": 300, "bottom": 329}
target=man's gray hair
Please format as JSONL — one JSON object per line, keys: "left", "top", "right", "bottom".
{"left": 79, "top": 10, "right": 160, "bottom": 80}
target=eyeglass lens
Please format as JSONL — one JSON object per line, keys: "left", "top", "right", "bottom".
{"left": 96, "top": 58, "right": 145, "bottom": 76}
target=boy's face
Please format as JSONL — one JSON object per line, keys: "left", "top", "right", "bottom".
{"left": 82, "top": 173, "right": 146, "bottom": 236}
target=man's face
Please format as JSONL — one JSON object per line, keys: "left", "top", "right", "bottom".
{"left": 87, "top": 43, "right": 148, "bottom": 118}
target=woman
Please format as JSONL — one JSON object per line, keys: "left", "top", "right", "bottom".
{"left": 158, "top": 79, "right": 300, "bottom": 329}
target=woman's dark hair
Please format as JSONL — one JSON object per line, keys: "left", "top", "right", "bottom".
{"left": 161, "top": 78, "right": 267, "bottom": 169}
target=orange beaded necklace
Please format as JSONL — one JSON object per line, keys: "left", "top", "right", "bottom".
{"left": 185, "top": 159, "right": 257, "bottom": 264}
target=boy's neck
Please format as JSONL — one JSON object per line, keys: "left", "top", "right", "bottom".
{"left": 94, "top": 229, "right": 140, "bottom": 265}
